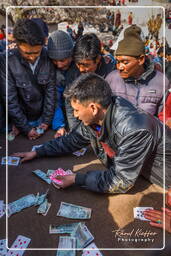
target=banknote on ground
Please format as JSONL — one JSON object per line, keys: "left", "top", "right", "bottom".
{"left": 57, "top": 202, "right": 92, "bottom": 219}
{"left": 56, "top": 236, "right": 76, "bottom": 256}
{"left": 71, "top": 223, "right": 94, "bottom": 248}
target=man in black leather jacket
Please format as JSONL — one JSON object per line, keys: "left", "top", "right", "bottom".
{"left": 14, "top": 73, "right": 171, "bottom": 194}
{"left": 0, "top": 19, "right": 56, "bottom": 140}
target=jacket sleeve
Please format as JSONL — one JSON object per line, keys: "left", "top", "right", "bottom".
{"left": 41, "top": 62, "right": 56, "bottom": 125}
{"left": 75, "top": 129, "right": 155, "bottom": 194}
{"left": 65, "top": 98, "right": 81, "bottom": 130}
{"left": 158, "top": 90, "right": 171, "bottom": 122}
{"left": 36, "top": 123, "right": 91, "bottom": 157}
{"left": 156, "top": 77, "right": 171, "bottom": 115}
{"left": 0, "top": 55, "right": 31, "bottom": 134}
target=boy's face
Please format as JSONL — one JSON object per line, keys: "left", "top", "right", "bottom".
{"left": 18, "top": 43, "right": 43, "bottom": 64}
{"left": 52, "top": 57, "right": 72, "bottom": 70}
{"left": 71, "top": 99, "right": 98, "bottom": 126}
{"left": 76, "top": 56, "right": 101, "bottom": 73}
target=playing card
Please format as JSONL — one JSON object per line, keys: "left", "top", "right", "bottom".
{"left": 49, "top": 168, "right": 73, "bottom": 185}
{"left": 82, "top": 242, "right": 103, "bottom": 256}
{"left": 73, "top": 148, "right": 87, "bottom": 157}
{"left": 0, "top": 200, "right": 6, "bottom": 218}
{"left": 0, "top": 239, "right": 8, "bottom": 256}
{"left": 1, "top": 156, "right": 20, "bottom": 166}
{"left": 7, "top": 235, "right": 31, "bottom": 256}
{"left": 8, "top": 132, "right": 15, "bottom": 141}
{"left": 31, "top": 144, "right": 42, "bottom": 152}
{"left": 36, "top": 128, "right": 44, "bottom": 134}
{"left": 133, "top": 207, "right": 154, "bottom": 221}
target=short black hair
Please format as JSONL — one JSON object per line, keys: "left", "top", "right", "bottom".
{"left": 13, "top": 19, "right": 45, "bottom": 46}
{"left": 73, "top": 33, "right": 101, "bottom": 63}
{"left": 64, "top": 73, "right": 112, "bottom": 108}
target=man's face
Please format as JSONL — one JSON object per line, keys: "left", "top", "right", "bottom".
{"left": 18, "top": 43, "right": 43, "bottom": 64}
{"left": 116, "top": 55, "right": 145, "bottom": 79}
{"left": 52, "top": 57, "right": 72, "bottom": 71}
{"left": 71, "top": 99, "right": 97, "bottom": 126}
{"left": 76, "top": 56, "right": 101, "bottom": 73}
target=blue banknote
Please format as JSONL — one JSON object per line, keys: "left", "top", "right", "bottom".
{"left": 8, "top": 191, "right": 48, "bottom": 216}
{"left": 8, "top": 194, "right": 36, "bottom": 217}
{"left": 56, "top": 236, "right": 76, "bottom": 256}
{"left": 33, "top": 169, "right": 51, "bottom": 184}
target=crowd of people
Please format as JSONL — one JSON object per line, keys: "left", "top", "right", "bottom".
{"left": 0, "top": 15, "right": 171, "bottom": 236}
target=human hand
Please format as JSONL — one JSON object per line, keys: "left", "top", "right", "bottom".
{"left": 166, "top": 118, "right": 171, "bottom": 128}
{"left": 52, "top": 174, "right": 76, "bottom": 189}
{"left": 27, "top": 128, "right": 40, "bottom": 140}
{"left": 166, "top": 187, "right": 171, "bottom": 206}
{"left": 12, "top": 151, "right": 37, "bottom": 163}
{"left": 54, "top": 127, "right": 67, "bottom": 138}
{"left": 144, "top": 208, "right": 171, "bottom": 233}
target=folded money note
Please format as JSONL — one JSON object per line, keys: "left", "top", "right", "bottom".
{"left": 0, "top": 200, "right": 6, "bottom": 218}
{"left": 37, "top": 199, "right": 51, "bottom": 216}
{"left": 71, "top": 223, "right": 94, "bottom": 249}
{"left": 8, "top": 191, "right": 48, "bottom": 217}
{"left": 49, "top": 222, "right": 84, "bottom": 234}
{"left": 56, "top": 236, "right": 76, "bottom": 256}
{"left": 33, "top": 169, "right": 51, "bottom": 184}
{"left": 8, "top": 194, "right": 36, "bottom": 217}
{"left": 57, "top": 202, "right": 92, "bottom": 219}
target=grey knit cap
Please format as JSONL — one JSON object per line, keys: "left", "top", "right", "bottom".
{"left": 48, "top": 30, "right": 74, "bottom": 60}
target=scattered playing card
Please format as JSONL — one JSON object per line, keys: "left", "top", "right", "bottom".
{"left": 0, "top": 239, "right": 8, "bottom": 256}
{"left": 8, "top": 132, "right": 15, "bottom": 141}
{"left": 49, "top": 168, "right": 73, "bottom": 185}
{"left": 133, "top": 207, "right": 154, "bottom": 221}
{"left": 31, "top": 144, "right": 42, "bottom": 152}
{"left": 73, "top": 148, "right": 87, "bottom": 157}
{"left": 36, "top": 128, "right": 44, "bottom": 135}
{"left": 1, "top": 156, "right": 20, "bottom": 166}
{"left": 7, "top": 235, "right": 31, "bottom": 256}
{"left": 82, "top": 242, "right": 103, "bottom": 256}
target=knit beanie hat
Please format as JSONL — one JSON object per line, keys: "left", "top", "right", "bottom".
{"left": 115, "top": 25, "right": 145, "bottom": 57}
{"left": 48, "top": 30, "right": 74, "bottom": 60}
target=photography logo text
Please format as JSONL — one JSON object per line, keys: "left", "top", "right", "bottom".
{"left": 112, "top": 228, "right": 158, "bottom": 243}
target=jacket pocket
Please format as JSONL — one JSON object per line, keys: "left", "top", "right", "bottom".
{"left": 15, "top": 79, "right": 33, "bottom": 102}
{"left": 37, "top": 73, "right": 49, "bottom": 86}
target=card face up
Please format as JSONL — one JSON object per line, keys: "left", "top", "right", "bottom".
{"left": 133, "top": 207, "right": 154, "bottom": 221}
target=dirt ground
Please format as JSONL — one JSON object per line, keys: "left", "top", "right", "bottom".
{"left": 0, "top": 130, "right": 170, "bottom": 256}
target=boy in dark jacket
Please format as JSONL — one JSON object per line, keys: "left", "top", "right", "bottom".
{"left": 14, "top": 73, "right": 171, "bottom": 194}
{"left": 64, "top": 33, "right": 115, "bottom": 130}
{"left": 0, "top": 19, "right": 56, "bottom": 140}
